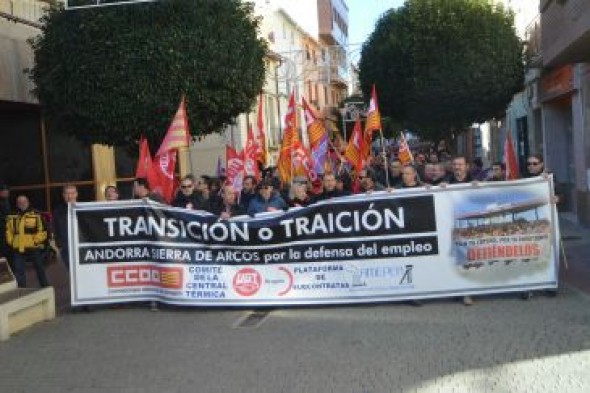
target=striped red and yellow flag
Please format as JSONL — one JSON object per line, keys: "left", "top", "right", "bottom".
{"left": 344, "top": 118, "right": 365, "bottom": 173}
{"left": 302, "top": 97, "right": 326, "bottom": 148}
{"left": 278, "top": 91, "right": 300, "bottom": 183}
{"left": 398, "top": 131, "right": 413, "bottom": 166}
{"left": 156, "top": 95, "right": 191, "bottom": 156}
{"left": 302, "top": 97, "right": 328, "bottom": 176}
{"left": 160, "top": 270, "right": 182, "bottom": 289}
{"left": 365, "top": 84, "right": 382, "bottom": 134}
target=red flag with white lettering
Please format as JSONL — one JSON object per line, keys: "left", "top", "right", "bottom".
{"left": 292, "top": 140, "right": 317, "bottom": 181}
{"left": 226, "top": 145, "right": 245, "bottom": 193}
{"left": 148, "top": 150, "right": 177, "bottom": 203}
{"left": 149, "top": 96, "right": 191, "bottom": 202}
{"left": 245, "top": 125, "right": 260, "bottom": 180}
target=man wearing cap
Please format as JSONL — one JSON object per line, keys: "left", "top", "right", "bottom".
{"left": 247, "top": 179, "right": 288, "bottom": 215}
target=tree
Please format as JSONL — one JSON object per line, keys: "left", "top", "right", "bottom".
{"left": 359, "top": 0, "right": 524, "bottom": 140}
{"left": 29, "top": 0, "right": 267, "bottom": 149}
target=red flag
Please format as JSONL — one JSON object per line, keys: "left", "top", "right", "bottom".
{"left": 150, "top": 96, "right": 191, "bottom": 202}
{"left": 148, "top": 150, "right": 177, "bottom": 203}
{"left": 156, "top": 95, "right": 191, "bottom": 156}
{"left": 504, "top": 130, "right": 519, "bottom": 180}
{"left": 245, "top": 125, "right": 260, "bottom": 180}
{"left": 256, "top": 93, "right": 267, "bottom": 166}
{"left": 226, "top": 145, "right": 245, "bottom": 193}
{"left": 397, "top": 131, "right": 414, "bottom": 166}
{"left": 292, "top": 140, "right": 317, "bottom": 181}
{"left": 135, "top": 136, "right": 153, "bottom": 179}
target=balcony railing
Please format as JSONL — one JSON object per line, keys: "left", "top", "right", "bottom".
{"left": 0, "top": 0, "right": 52, "bottom": 28}
{"left": 524, "top": 13, "right": 542, "bottom": 68}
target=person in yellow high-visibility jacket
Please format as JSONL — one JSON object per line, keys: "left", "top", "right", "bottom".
{"left": 5, "top": 195, "right": 48, "bottom": 288}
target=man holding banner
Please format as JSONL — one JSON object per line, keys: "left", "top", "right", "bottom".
{"left": 247, "top": 178, "right": 288, "bottom": 215}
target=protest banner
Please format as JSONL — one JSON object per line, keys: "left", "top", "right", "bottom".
{"left": 69, "top": 177, "right": 559, "bottom": 306}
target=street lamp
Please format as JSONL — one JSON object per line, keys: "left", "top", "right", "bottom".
{"left": 339, "top": 101, "right": 367, "bottom": 141}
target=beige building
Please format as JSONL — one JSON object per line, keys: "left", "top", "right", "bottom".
{"left": 1, "top": 1, "right": 154, "bottom": 208}
{"left": 190, "top": 1, "right": 351, "bottom": 175}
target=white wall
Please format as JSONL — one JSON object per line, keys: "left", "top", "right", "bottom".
{"left": 0, "top": 18, "right": 39, "bottom": 103}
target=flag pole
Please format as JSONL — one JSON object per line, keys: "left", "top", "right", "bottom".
{"left": 186, "top": 145, "right": 194, "bottom": 176}
{"left": 290, "top": 148, "right": 295, "bottom": 196}
{"left": 327, "top": 137, "right": 350, "bottom": 175}
{"left": 379, "top": 129, "right": 390, "bottom": 188}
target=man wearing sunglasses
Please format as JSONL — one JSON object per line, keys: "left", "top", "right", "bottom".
{"left": 172, "top": 175, "right": 204, "bottom": 210}
{"left": 522, "top": 154, "right": 559, "bottom": 299}
{"left": 523, "top": 154, "right": 545, "bottom": 178}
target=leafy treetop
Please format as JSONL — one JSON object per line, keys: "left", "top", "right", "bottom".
{"left": 359, "top": 0, "right": 524, "bottom": 140}
{"left": 30, "top": 0, "right": 267, "bottom": 149}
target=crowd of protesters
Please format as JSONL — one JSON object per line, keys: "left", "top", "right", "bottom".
{"left": 0, "top": 144, "right": 555, "bottom": 308}
{"left": 454, "top": 219, "right": 552, "bottom": 239}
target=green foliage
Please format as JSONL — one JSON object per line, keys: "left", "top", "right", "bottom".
{"left": 29, "top": 0, "right": 267, "bottom": 148}
{"left": 359, "top": 0, "right": 524, "bottom": 140}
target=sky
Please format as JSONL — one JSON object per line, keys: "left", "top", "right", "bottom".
{"left": 348, "top": 0, "right": 405, "bottom": 47}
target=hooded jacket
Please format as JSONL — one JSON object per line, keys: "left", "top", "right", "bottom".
{"left": 6, "top": 208, "right": 47, "bottom": 253}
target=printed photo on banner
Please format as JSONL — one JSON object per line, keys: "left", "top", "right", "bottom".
{"left": 452, "top": 186, "right": 552, "bottom": 281}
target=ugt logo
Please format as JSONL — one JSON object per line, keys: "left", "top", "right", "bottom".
{"left": 232, "top": 267, "right": 262, "bottom": 297}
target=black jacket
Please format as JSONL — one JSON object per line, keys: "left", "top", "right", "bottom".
{"left": 314, "top": 189, "right": 344, "bottom": 202}
{"left": 447, "top": 173, "right": 473, "bottom": 184}
{"left": 212, "top": 202, "right": 245, "bottom": 218}
{"left": 0, "top": 198, "right": 11, "bottom": 255}
{"left": 172, "top": 192, "right": 203, "bottom": 210}
{"left": 52, "top": 204, "right": 68, "bottom": 250}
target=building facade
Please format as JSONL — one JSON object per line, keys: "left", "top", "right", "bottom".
{"left": 0, "top": 0, "right": 128, "bottom": 211}
{"left": 539, "top": 0, "right": 590, "bottom": 224}
{"left": 190, "top": 0, "right": 350, "bottom": 174}
{"left": 1, "top": 1, "right": 352, "bottom": 205}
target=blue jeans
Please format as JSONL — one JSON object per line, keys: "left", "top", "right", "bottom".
{"left": 12, "top": 250, "right": 49, "bottom": 288}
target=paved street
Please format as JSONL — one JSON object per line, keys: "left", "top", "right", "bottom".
{"left": 1, "top": 216, "right": 589, "bottom": 393}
